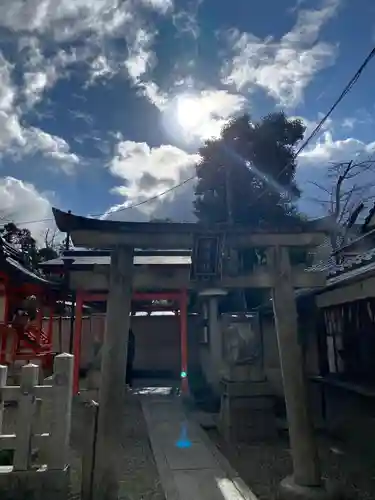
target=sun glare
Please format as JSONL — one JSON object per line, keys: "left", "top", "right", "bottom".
{"left": 163, "top": 92, "right": 223, "bottom": 143}
{"left": 176, "top": 94, "right": 204, "bottom": 131}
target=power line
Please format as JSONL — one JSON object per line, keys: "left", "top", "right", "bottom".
{"left": 249, "top": 45, "right": 375, "bottom": 206}
{"left": 10, "top": 175, "right": 197, "bottom": 227}
{"left": 295, "top": 46, "right": 375, "bottom": 157}
{"left": 0, "top": 217, "right": 54, "bottom": 227}
{"left": 93, "top": 175, "right": 196, "bottom": 218}
{"left": 9, "top": 45, "right": 375, "bottom": 228}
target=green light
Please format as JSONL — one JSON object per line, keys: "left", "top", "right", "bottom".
{"left": 181, "top": 371, "right": 187, "bottom": 378}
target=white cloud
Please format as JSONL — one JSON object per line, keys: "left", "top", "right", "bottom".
{"left": 124, "top": 28, "right": 156, "bottom": 81}
{"left": 291, "top": 113, "right": 334, "bottom": 145}
{"left": 23, "top": 71, "right": 54, "bottom": 108}
{"left": 173, "top": 10, "right": 200, "bottom": 39}
{"left": 19, "top": 38, "right": 97, "bottom": 108}
{"left": 102, "top": 203, "right": 149, "bottom": 222}
{"left": 222, "top": 0, "right": 340, "bottom": 107}
{"left": 0, "top": 0, "right": 134, "bottom": 41}
{"left": 0, "top": 110, "right": 78, "bottom": 167}
{"left": 0, "top": 112, "right": 26, "bottom": 151}
{"left": 140, "top": 0, "right": 174, "bottom": 14}
{"left": 299, "top": 131, "right": 375, "bottom": 166}
{"left": 108, "top": 140, "right": 199, "bottom": 213}
{"left": 0, "top": 49, "right": 79, "bottom": 168}
{"left": 0, "top": 0, "right": 166, "bottom": 97}
{"left": 140, "top": 81, "right": 169, "bottom": 110}
{"left": 104, "top": 176, "right": 196, "bottom": 222}
{"left": 23, "top": 128, "right": 79, "bottom": 167}
{"left": 0, "top": 0, "right": 173, "bottom": 39}
{"left": 342, "top": 118, "right": 357, "bottom": 130}
{"left": 0, "top": 54, "right": 16, "bottom": 113}
{"left": 167, "top": 89, "right": 246, "bottom": 141}
{"left": 87, "top": 55, "right": 115, "bottom": 85}
{"left": 0, "top": 177, "right": 53, "bottom": 242}
{"left": 172, "top": 0, "right": 202, "bottom": 39}
{"left": 0, "top": 0, "right": 187, "bottom": 138}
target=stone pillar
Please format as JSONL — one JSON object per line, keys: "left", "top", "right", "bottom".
{"left": 199, "top": 289, "right": 227, "bottom": 391}
{"left": 269, "top": 247, "right": 337, "bottom": 500}
{"left": 208, "top": 296, "right": 222, "bottom": 385}
{"left": 93, "top": 246, "right": 134, "bottom": 500}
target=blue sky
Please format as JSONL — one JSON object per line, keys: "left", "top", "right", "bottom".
{"left": 0, "top": 0, "right": 374, "bottom": 240}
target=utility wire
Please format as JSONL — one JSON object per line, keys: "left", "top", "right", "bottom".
{"left": 8, "top": 175, "right": 197, "bottom": 226}
{"left": 251, "top": 45, "right": 375, "bottom": 205}
{"left": 9, "top": 46, "right": 375, "bottom": 228}
{"left": 295, "top": 46, "right": 375, "bottom": 157}
{"left": 93, "top": 175, "right": 196, "bottom": 218}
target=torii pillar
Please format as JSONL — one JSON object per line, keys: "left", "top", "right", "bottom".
{"left": 199, "top": 288, "right": 228, "bottom": 392}
{"left": 93, "top": 246, "right": 134, "bottom": 500}
{"left": 269, "top": 247, "right": 339, "bottom": 500}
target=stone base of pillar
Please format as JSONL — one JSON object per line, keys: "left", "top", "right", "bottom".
{"left": 278, "top": 476, "right": 343, "bottom": 500}
{"left": 218, "top": 380, "right": 278, "bottom": 442}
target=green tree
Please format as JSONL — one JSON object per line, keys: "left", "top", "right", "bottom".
{"left": 2, "top": 222, "right": 39, "bottom": 266}
{"left": 194, "top": 112, "right": 305, "bottom": 228}
{"left": 1, "top": 223, "right": 60, "bottom": 267}
{"left": 194, "top": 112, "right": 306, "bottom": 310}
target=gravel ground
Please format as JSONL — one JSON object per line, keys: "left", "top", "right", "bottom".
{"left": 207, "top": 428, "right": 375, "bottom": 500}
{"left": 70, "top": 391, "right": 165, "bottom": 500}
{"left": 3, "top": 391, "right": 165, "bottom": 500}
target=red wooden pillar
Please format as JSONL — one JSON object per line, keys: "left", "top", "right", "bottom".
{"left": 179, "top": 289, "right": 189, "bottom": 395}
{"left": 73, "top": 291, "right": 84, "bottom": 394}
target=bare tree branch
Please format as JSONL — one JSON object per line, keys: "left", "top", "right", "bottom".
{"left": 307, "top": 157, "right": 375, "bottom": 258}
{"left": 306, "top": 181, "right": 331, "bottom": 195}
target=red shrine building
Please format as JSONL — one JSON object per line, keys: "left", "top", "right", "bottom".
{"left": 0, "top": 236, "right": 62, "bottom": 372}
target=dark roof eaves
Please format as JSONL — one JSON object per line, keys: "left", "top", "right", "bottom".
{"left": 53, "top": 207, "right": 329, "bottom": 235}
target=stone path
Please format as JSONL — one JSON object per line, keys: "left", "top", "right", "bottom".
{"left": 141, "top": 396, "right": 258, "bottom": 500}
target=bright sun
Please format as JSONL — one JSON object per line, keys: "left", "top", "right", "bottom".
{"left": 169, "top": 93, "right": 223, "bottom": 142}
{"left": 175, "top": 95, "right": 204, "bottom": 131}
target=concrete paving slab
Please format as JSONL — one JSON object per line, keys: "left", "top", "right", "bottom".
{"left": 142, "top": 396, "right": 259, "bottom": 500}
{"left": 173, "top": 470, "right": 251, "bottom": 500}
{"left": 150, "top": 420, "right": 202, "bottom": 444}
{"left": 164, "top": 441, "right": 222, "bottom": 471}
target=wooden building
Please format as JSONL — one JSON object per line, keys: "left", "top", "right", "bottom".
{"left": 0, "top": 236, "right": 62, "bottom": 371}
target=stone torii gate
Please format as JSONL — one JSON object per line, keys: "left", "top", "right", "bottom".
{"left": 52, "top": 208, "right": 337, "bottom": 500}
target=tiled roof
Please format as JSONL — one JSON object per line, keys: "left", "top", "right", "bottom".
{"left": 0, "top": 237, "right": 60, "bottom": 286}
{"left": 308, "top": 247, "right": 375, "bottom": 278}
